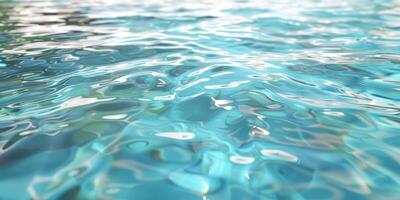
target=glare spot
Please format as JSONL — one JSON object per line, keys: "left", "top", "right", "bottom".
{"left": 205, "top": 80, "right": 250, "bottom": 89}
{"left": 60, "top": 96, "right": 111, "bottom": 109}
{"left": 230, "top": 155, "right": 255, "bottom": 164}
{"left": 261, "top": 149, "right": 298, "bottom": 162}
{"left": 154, "top": 93, "right": 176, "bottom": 100}
{"left": 250, "top": 126, "right": 270, "bottom": 137}
{"left": 211, "top": 97, "right": 234, "bottom": 110}
{"left": 103, "top": 114, "right": 127, "bottom": 120}
{"left": 115, "top": 75, "right": 129, "bottom": 83}
{"left": 323, "top": 111, "right": 344, "bottom": 116}
{"left": 155, "top": 132, "right": 195, "bottom": 140}
{"left": 19, "top": 130, "right": 33, "bottom": 136}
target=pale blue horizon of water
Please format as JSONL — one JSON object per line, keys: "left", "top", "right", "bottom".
{"left": 0, "top": 0, "right": 400, "bottom": 199}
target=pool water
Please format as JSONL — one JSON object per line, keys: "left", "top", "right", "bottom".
{"left": 1, "top": 0, "right": 400, "bottom": 199}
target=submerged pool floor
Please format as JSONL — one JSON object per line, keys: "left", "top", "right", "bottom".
{"left": 0, "top": 0, "right": 400, "bottom": 199}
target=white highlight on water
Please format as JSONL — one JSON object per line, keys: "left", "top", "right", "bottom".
{"left": 60, "top": 96, "right": 111, "bottom": 109}
{"left": 103, "top": 114, "right": 127, "bottom": 119}
{"left": 155, "top": 132, "right": 195, "bottom": 140}
{"left": 260, "top": 149, "right": 299, "bottom": 162}
{"left": 230, "top": 155, "right": 255, "bottom": 164}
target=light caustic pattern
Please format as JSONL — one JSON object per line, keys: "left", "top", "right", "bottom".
{"left": 0, "top": 0, "right": 400, "bottom": 199}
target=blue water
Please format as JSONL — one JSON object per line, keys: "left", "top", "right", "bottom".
{"left": 1, "top": 0, "right": 400, "bottom": 199}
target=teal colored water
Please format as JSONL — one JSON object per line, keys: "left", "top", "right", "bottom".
{"left": 1, "top": 0, "right": 400, "bottom": 199}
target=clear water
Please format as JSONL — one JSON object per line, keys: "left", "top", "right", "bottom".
{"left": 1, "top": 0, "right": 400, "bottom": 199}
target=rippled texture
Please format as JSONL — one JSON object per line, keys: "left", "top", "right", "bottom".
{"left": 1, "top": 0, "right": 400, "bottom": 199}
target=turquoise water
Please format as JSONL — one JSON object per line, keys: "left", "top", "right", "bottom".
{"left": 1, "top": 0, "right": 400, "bottom": 199}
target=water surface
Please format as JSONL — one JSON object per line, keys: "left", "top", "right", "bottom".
{"left": 1, "top": 0, "right": 400, "bottom": 199}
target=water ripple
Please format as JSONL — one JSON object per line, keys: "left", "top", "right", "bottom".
{"left": 1, "top": 0, "right": 400, "bottom": 199}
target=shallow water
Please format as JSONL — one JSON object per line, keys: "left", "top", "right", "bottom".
{"left": 1, "top": 0, "right": 400, "bottom": 199}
